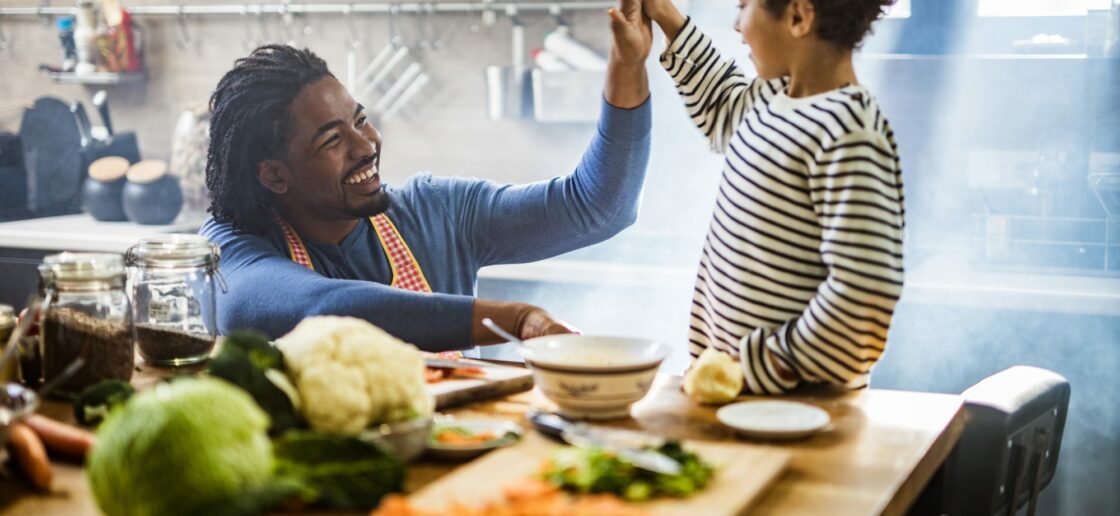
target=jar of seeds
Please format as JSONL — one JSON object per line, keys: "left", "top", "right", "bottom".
{"left": 126, "top": 235, "right": 224, "bottom": 366}
{"left": 39, "top": 253, "right": 135, "bottom": 398}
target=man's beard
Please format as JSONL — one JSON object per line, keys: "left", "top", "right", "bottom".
{"left": 343, "top": 188, "right": 391, "bottom": 218}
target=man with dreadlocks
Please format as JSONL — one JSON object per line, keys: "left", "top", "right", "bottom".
{"left": 200, "top": 0, "right": 653, "bottom": 352}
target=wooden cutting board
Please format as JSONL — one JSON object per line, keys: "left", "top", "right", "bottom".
{"left": 429, "top": 362, "right": 535, "bottom": 410}
{"left": 405, "top": 433, "right": 791, "bottom": 515}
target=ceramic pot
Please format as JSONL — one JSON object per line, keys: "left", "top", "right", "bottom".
{"left": 81, "top": 156, "right": 130, "bottom": 221}
{"left": 122, "top": 160, "right": 182, "bottom": 225}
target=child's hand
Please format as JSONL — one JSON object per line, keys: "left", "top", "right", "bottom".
{"left": 608, "top": 0, "right": 653, "bottom": 66}
{"left": 643, "top": 0, "right": 688, "bottom": 43}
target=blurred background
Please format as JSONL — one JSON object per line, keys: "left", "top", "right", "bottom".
{"left": 0, "top": 0, "right": 1117, "bottom": 513}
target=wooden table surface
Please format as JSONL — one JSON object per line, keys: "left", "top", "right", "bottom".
{"left": 1, "top": 366, "right": 965, "bottom": 516}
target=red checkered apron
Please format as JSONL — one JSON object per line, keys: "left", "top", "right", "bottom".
{"left": 273, "top": 212, "right": 461, "bottom": 357}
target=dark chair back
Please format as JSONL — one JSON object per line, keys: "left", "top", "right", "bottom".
{"left": 941, "top": 366, "right": 1070, "bottom": 516}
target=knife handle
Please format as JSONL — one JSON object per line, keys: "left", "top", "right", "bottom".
{"left": 527, "top": 410, "right": 573, "bottom": 441}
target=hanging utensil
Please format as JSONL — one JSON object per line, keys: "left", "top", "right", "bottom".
{"left": 359, "top": 4, "right": 410, "bottom": 98}
{"left": 0, "top": 13, "right": 9, "bottom": 53}
{"left": 344, "top": 4, "right": 361, "bottom": 93}
{"left": 382, "top": 72, "right": 429, "bottom": 119}
{"left": 174, "top": 7, "right": 191, "bottom": 52}
{"left": 373, "top": 62, "right": 423, "bottom": 114}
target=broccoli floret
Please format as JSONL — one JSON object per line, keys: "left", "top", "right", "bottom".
{"left": 207, "top": 331, "right": 301, "bottom": 434}
{"left": 74, "top": 379, "right": 135, "bottom": 426}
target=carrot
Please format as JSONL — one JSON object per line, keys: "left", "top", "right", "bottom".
{"left": 7, "top": 422, "right": 52, "bottom": 491}
{"left": 23, "top": 414, "right": 96, "bottom": 461}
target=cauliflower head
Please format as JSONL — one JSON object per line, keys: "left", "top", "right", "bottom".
{"left": 275, "top": 316, "right": 434, "bottom": 434}
{"left": 682, "top": 347, "right": 744, "bottom": 405}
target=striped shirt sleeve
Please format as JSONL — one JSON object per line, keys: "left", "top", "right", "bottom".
{"left": 659, "top": 17, "right": 759, "bottom": 153}
{"left": 739, "top": 128, "right": 905, "bottom": 394}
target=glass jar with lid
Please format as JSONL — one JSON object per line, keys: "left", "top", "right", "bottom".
{"left": 0, "top": 304, "right": 16, "bottom": 383}
{"left": 39, "top": 252, "right": 134, "bottom": 398}
{"left": 126, "top": 234, "right": 224, "bottom": 366}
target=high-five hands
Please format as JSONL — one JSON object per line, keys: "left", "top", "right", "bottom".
{"left": 608, "top": 0, "right": 654, "bottom": 66}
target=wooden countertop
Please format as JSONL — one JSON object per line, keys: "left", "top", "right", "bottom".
{"left": 0, "top": 368, "right": 965, "bottom": 516}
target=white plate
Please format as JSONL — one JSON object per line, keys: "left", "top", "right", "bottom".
{"left": 716, "top": 400, "right": 831, "bottom": 440}
{"left": 425, "top": 419, "right": 523, "bottom": 461}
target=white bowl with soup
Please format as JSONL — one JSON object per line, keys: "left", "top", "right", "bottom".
{"left": 518, "top": 335, "right": 670, "bottom": 420}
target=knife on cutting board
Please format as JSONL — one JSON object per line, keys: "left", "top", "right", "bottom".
{"left": 528, "top": 410, "right": 683, "bottom": 475}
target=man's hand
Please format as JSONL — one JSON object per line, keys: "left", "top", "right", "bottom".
{"left": 603, "top": 0, "right": 652, "bottom": 109}
{"left": 609, "top": 0, "right": 653, "bottom": 66}
{"left": 472, "top": 299, "right": 579, "bottom": 345}
{"left": 517, "top": 306, "right": 580, "bottom": 339}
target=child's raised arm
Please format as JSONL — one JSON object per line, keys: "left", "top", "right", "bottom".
{"left": 647, "top": 2, "right": 759, "bottom": 152}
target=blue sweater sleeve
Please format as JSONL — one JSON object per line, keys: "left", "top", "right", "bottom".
{"left": 440, "top": 97, "right": 652, "bottom": 266}
{"left": 200, "top": 218, "right": 474, "bottom": 351}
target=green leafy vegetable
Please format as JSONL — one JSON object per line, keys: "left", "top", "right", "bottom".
{"left": 73, "top": 379, "right": 135, "bottom": 427}
{"left": 541, "top": 441, "right": 715, "bottom": 502}
{"left": 272, "top": 430, "right": 406, "bottom": 510}
{"left": 87, "top": 378, "right": 274, "bottom": 516}
{"left": 208, "top": 331, "right": 301, "bottom": 434}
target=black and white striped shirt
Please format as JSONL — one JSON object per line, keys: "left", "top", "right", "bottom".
{"left": 660, "top": 19, "right": 905, "bottom": 394}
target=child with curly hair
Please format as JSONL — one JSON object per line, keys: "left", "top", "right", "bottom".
{"left": 646, "top": 0, "right": 905, "bottom": 394}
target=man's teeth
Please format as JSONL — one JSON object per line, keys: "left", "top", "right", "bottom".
{"left": 344, "top": 168, "right": 376, "bottom": 185}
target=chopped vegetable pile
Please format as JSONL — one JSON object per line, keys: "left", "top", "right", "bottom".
{"left": 541, "top": 442, "right": 715, "bottom": 502}
{"left": 430, "top": 426, "right": 500, "bottom": 446}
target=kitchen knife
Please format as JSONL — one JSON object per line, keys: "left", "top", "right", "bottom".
{"left": 423, "top": 356, "right": 509, "bottom": 370}
{"left": 70, "top": 101, "right": 92, "bottom": 148}
{"left": 528, "top": 410, "right": 682, "bottom": 475}
{"left": 92, "top": 90, "right": 113, "bottom": 136}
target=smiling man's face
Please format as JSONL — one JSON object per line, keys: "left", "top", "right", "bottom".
{"left": 272, "top": 76, "right": 388, "bottom": 221}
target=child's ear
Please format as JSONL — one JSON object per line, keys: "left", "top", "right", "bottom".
{"left": 257, "top": 159, "right": 291, "bottom": 195}
{"left": 787, "top": 0, "right": 815, "bottom": 38}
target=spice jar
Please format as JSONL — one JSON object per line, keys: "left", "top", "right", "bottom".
{"left": 126, "top": 235, "right": 223, "bottom": 366}
{"left": 39, "top": 253, "right": 135, "bottom": 398}
{"left": 0, "top": 305, "right": 16, "bottom": 383}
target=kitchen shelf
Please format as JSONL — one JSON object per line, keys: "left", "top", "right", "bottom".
{"left": 44, "top": 71, "right": 146, "bottom": 86}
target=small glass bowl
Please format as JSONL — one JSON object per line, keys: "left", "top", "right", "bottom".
{"left": 0, "top": 383, "right": 41, "bottom": 449}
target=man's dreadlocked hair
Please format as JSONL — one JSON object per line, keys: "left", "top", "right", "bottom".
{"left": 205, "top": 45, "right": 333, "bottom": 235}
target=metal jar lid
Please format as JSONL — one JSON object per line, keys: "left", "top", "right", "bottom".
{"left": 125, "top": 234, "right": 220, "bottom": 268}
{"left": 0, "top": 304, "right": 13, "bottom": 329}
{"left": 39, "top": 252, "right": 127, "bottom": 283}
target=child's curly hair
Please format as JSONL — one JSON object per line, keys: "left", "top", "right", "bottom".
{"left": 763, "top": 0, "right": 896, "bottom": 50}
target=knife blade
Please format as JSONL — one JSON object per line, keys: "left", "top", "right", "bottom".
{"left": 423, "top": 356, "right": 509, "bottom": 370}
{"left": 528, "top": 411, "right": 682, "bottom": 475}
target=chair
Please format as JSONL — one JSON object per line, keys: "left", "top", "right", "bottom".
{"left": 931, "top": 366, "right": 1070, "bottom": 516}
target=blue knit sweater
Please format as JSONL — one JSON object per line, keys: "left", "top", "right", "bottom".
{"left": 200, "top": 98, "right": 651, "bottom": 351}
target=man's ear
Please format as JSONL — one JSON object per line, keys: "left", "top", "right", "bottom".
{"left": 787, "top": 0, "right": 815, "bottom": 39}
{"left": 257, "top": 159, "right": 291, "bottom": 195}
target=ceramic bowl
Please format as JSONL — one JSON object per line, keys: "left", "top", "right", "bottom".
{"left": 519, "top": 335, "right": 670, "bottom": 420}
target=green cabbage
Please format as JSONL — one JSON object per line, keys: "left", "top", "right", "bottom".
{"left": 86, "top": 378, "right": 274, "bottom": 516}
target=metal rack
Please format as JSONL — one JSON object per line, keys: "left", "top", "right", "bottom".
{"left": 0, "top": 2, "right": 615, "bottom": 17}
